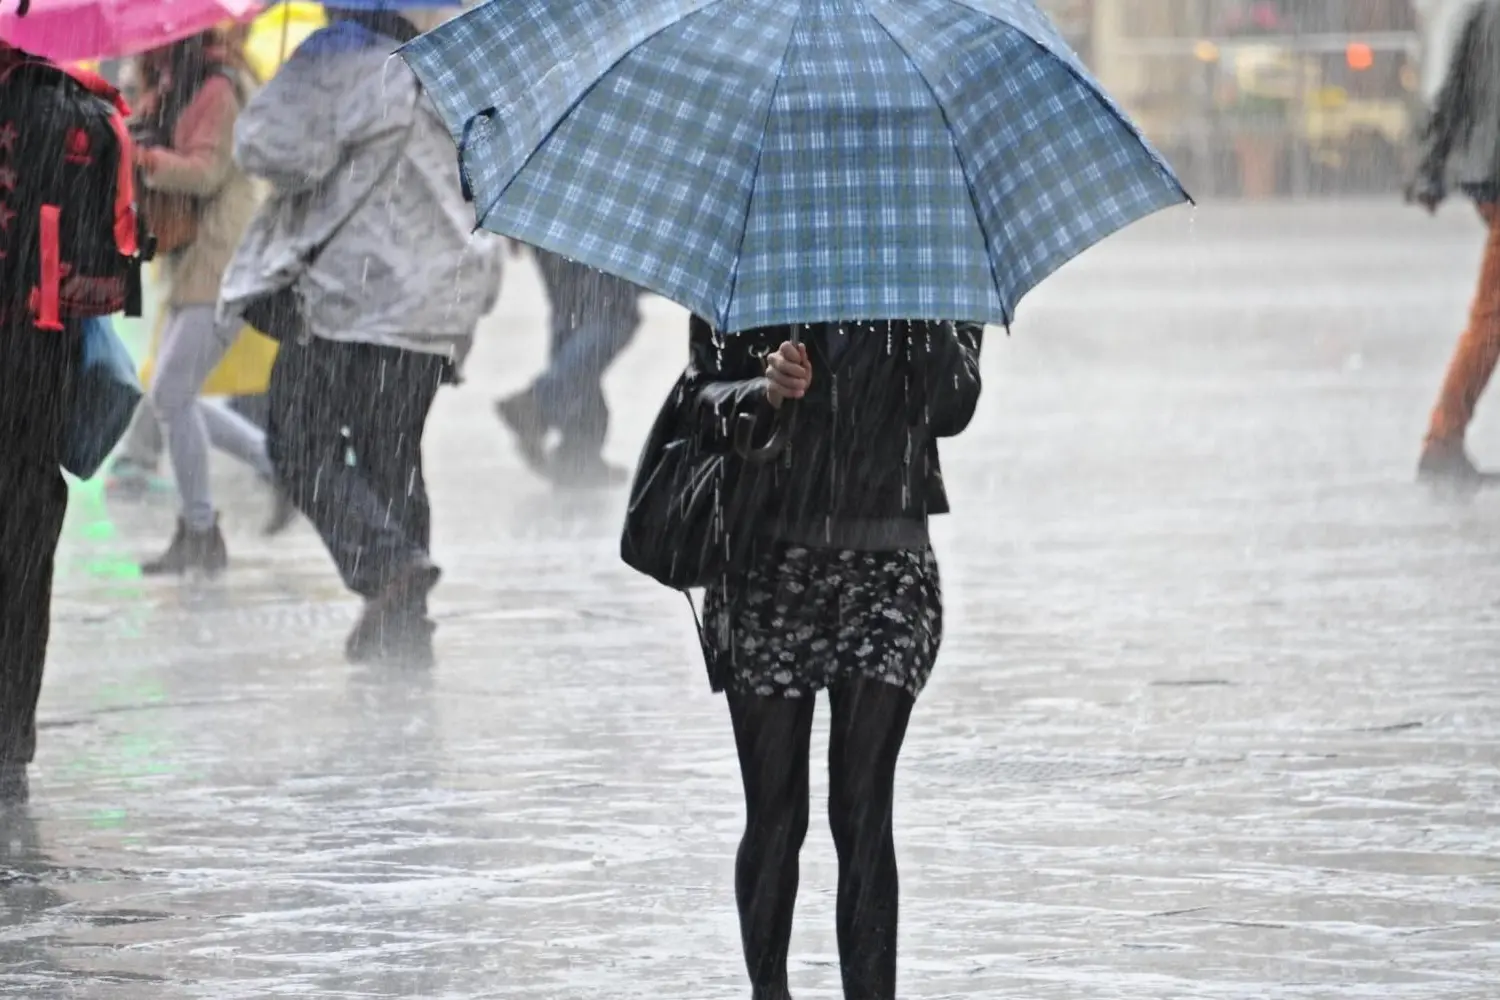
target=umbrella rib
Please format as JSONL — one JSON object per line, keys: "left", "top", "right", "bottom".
{"left": 862, "top": 1, "right": 1012, "bottom": 326}
{"left": 717, "top": 0, "right": 805, "bottom": 332}
{"left": 714, "top": 1, "right": 810, "bottom": 334}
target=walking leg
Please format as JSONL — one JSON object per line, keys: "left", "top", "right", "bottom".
{"left": 826, "top": 676, "right": 915, "bottom": 1000}
{"left": 1422, "top": 203, "right": 1500, "bottom": 478}
{"left": 727, "top": 691, "right": 816, "bottom": 1000}
{"left": 150, "top": 306, "right": 243, "bottom": 532}
{"left": 494, "top": 249, "right": 571, "bottom": 469}
{"left": 267, "top": 339, "right": 426, "bottom": 599}
{"left": 550, "top": 270, "right": 640, "bottom": 467}
{"left": 344, "top": 347, "right": 444, "bottom": 644}
{"left": 536, "top": 264, "right": 641, "bottom": 483}
{"left": 143, "top": 306, "right": 244, "bottom": 574}
{"left": 113, "top": 402, "right": 164, "bottom": 471}
{"left": 0, "top": 322, "right": 78, "bottom": 799}
{"left": 197, "top": 399, "right": 272, "bottom": 478}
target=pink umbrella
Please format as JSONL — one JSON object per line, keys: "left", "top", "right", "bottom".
{"left": 1, "top": 0, "right": 263, "bottom": 63}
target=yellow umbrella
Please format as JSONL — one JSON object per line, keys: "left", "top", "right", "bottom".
{"left": 241, "top": 2, "right": 326, "bottom": 83}
{"left": 139, "top": 310, "right": 280, "bottom": 398}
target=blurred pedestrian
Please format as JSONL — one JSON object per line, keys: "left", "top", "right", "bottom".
{"left": 130, "top": 31, "right": 274, "bottom": 574}
{"left": 220, "top": 6, "right": 501, "bottom": 667}
{"left": 0, "top": 29, "right": 143, "bottom": 802}
{"left": 495, "top": 247, "right": 641, "bottom": 488}
{"left": 1409, "top": 0, "right": 1500, "bottom": 486}
{"left": 680, "top": 318, "right": 982, "bottom": 1000}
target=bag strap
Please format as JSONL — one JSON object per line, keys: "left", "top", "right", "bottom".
{"left": 682, "top": 590, "right": 705, "bottom": 646}
{"left": 306, "top": 83, "right": 422, "bottom": 266}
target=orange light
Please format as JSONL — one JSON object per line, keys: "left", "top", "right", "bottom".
{"left": 1347, "top": 42, "right": 1374, "bottom": 71}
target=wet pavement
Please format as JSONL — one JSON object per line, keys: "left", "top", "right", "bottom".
{"left": 9, "top": 200, "right": 1500, "bottom": 998}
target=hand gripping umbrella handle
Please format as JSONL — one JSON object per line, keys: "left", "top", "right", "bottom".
{"left": 734, "top": 325, "right": 802, "bottom": 464}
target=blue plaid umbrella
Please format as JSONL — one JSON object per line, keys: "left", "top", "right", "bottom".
{"left": 402, "top": 0, "right": 1188, "bottom": 333}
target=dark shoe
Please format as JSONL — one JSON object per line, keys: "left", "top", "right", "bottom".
{"left": 347, "top": 612, "right": 436, "bottom": 669}
{"left": 141, "top": 516, "right": 229, "bottom": 576}
{"left": 496, "top": 390, "right": 548, "bottom": 473}
{"left": 0, "top": 763, "right": 28, "bottom": 805}
{"left": 263, "top": 487, "right": 298, "bottom": 537}
{"left": 345, "top": 558, "right": 442, "bottom": 665}
{"left": 546, "top": 450, "right": 629, "bottom": 490}
{"left": 1417, "top": 440, "right": 1490, "bottom": 491}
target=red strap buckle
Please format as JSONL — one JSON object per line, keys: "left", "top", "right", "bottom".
{"left": 35, "top": 204, "right": 63, "bottom": 331}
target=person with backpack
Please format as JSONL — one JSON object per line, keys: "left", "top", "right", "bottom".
{"left": 1410, "top": 0, "right": 1500, "bottom": 487}
{"left": 0, "top": 31, "right": 146, "bottom": 803}
{"left": 219, "top": 6, "right": 501, "bottom": 667}
{"left": 131, "top": 31, "right": 272, "bottom": 575}
{"left": 626, "top": 316, "right": 981, "bottom": 1000}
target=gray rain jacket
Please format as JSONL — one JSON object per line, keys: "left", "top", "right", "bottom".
{"left": 217, "top": 23, "right": 501, "bottom": 361}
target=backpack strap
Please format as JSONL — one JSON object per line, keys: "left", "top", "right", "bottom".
{"left": 68, "top": 66, "right": 131, "bottom": 116}
{"left": 103, "top": 105, "right": 140, "bottom": 259}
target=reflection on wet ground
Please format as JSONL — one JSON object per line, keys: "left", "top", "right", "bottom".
{"left": 6, "top": 202, "right": 1499, "bottom": 998}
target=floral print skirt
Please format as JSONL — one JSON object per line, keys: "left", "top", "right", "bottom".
{"left": 701, "top": 544, "right": 943, "bottom": 699}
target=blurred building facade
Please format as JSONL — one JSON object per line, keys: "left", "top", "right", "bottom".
{"left": 1039, "top": 0, "right": 1450, "bottom": 198}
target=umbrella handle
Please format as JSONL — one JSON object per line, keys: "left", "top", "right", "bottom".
{"left": 733, "top": 324, "right": 803, "bottom": 464}
{"left": 734, "top": 398, "right": 795, "bottom": 464}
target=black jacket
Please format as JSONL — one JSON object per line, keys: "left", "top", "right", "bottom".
{"left": 684, "top": 316, "right": 983, "bottom": 550}
{"left": 1413, "top": 0, "right": 1500, "bottom": 203}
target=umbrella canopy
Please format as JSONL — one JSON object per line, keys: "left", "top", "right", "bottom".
{"left": 241, "top": 2, "right": 325, "bottom": 82}
{"left": 402, "top": 0, "right": 1189, "bottom": 332}
{"left": 323, "top": 1, "right": 461, "bottom": 10}
{"left": 0, "top": 0, "right": 262, "bottom": 62}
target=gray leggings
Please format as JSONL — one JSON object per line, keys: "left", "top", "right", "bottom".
{"left": 117, "top": 396, "right": 267, "bottom": 471}
{"left": 149, "top": 305, "right": 271, "bottom": 530}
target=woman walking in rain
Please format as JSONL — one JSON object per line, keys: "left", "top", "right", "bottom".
{"left": 220, "top": 5, "right": 500, "bottom": 666}
{"left": 683, "top": 317, "right": 981, "bottom": 999}
{"left": 1411, "top": 0, "right": 1500, "bottom": 487}
{"left": 402, "top": 0, "right": 1183, "bottom": 993}
{"left": 130, "top": 31, "right": 274, "bottom": 574}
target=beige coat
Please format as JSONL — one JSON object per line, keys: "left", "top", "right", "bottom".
{"left": 140, "top": 73, "right": 261, "bottom": 308}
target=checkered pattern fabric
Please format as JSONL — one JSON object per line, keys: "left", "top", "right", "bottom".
{"left": 402, "top": 0, "right": 1188, "bottom": 332}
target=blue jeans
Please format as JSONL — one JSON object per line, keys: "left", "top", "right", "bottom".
{"left": 531, "top": 250, "right": 641, "bottom": 460}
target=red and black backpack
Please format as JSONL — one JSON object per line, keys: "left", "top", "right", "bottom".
{"left": 0, "top": 43, "right": 152, "bottom": 331}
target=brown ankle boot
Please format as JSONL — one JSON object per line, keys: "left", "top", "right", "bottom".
{"left": 141, "top": 516, "right": 228, "bottom": 576}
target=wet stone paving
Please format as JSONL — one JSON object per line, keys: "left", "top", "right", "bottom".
{"left": 5, "top": 201, "right": 1500, "bottom": 998}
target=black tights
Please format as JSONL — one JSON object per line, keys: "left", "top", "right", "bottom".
{"left": 727, "top": 676, "right": 915, "bottom": 1000}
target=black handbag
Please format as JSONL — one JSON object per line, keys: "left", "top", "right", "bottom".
{"left": 620, "top": 377, "right": 782, "bottom": 591}
{"left": 241, "top": 285, "right": 306, "bottom": 344}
